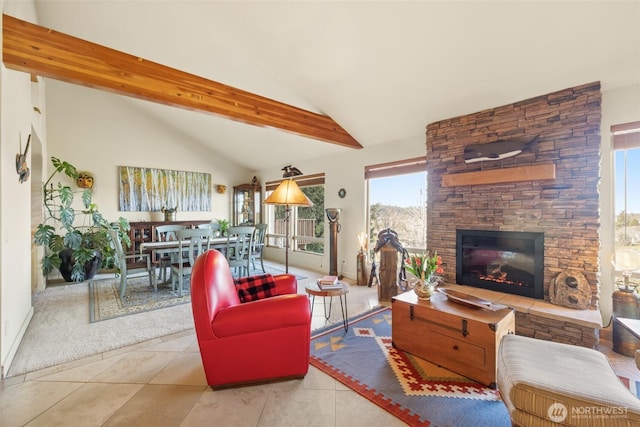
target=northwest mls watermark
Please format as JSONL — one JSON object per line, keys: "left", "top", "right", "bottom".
{"left": 548, "top": 402, "right": 629, "bottom": 423}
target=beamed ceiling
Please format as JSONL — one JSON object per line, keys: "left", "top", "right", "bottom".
{"left": 7, "top": 1, "right": 640, "bottom": 171}
{"left": 3, "top": 15, "right": 362, "bottom": 150}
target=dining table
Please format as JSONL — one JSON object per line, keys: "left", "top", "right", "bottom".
{"left": 139, "top": 236, "right": 232, "bottom": 255}
{"left": 140, "top": 236, "right": 236, "bottom": 285}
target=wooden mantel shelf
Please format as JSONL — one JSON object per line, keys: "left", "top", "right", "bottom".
{"left": 442, "top": 164, "right": 556, "bottom": 187}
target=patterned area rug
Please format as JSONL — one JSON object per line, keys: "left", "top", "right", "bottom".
{"left": 310, "top": 307, "right": 511, "bottom": 427}
{"left": 89, "top": 266, "right": 307, "bottom": 322}
{"left": 89, "top": 276, "right": 190, "bottom": 322}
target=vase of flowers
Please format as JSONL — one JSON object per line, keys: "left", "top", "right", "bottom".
{"left": 405, "top": 251, "right": 444, "bottom": 300}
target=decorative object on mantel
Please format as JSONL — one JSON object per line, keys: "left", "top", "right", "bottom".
{"left": 76, "top": 171, "right": 94, "bottom": 189}
{"left": 16, "top": 134, "right": 30, "bottom": 183}
{"left": 436, "top": 287, "right": 509, "bottom": 311}
{"left": 216, "top": 185, "right": 227, "bottom": 194}
{"left": 441, "top": 164, "right": 556, "bottom": 187}
{"left": 549, "top": 270, "right": 591, "bottom": 310}
{"left": 162, "top": 206, "right": 177, "bottom": 222}
{"left": 463, "top": 134, "right": 540, "bottom": 164}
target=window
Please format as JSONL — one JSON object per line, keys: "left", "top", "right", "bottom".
{"left": 265, "top": 174, "right": 325, "bottom": 255}
{"left": 613, "top": 122, "right": 640, "bottom": 250}
{"left": 365, "top": 157, "right": 427, "bottom": 254}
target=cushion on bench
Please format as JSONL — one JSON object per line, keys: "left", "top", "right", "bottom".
{"left": 497, "top": 334, "right": 640, "bottom": 426}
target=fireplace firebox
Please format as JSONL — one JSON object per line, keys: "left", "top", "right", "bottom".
{"left": 456, "top": 229, "right": 544, "bottom": 299}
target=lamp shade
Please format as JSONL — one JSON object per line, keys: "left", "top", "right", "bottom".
{"left": 611, "top": 248, "right": 640, "bottom": 274}
{"left": 264, "top": 179, "right": 313, "bottom": 206}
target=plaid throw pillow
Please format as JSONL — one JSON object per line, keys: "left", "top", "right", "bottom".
{"left": 234, "top": 274, "right": 276, "bottom": 303}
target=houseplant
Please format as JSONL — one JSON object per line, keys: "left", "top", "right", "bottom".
{"left": 404, "top": 251, "right": 444, "bottom": 300}
{"left": 34, "top": 157, "right": 130, "bottom": 282}
{"left": 216, "top": 218, "right": 230, "bottom": 236}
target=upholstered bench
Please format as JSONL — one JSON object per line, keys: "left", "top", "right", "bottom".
{"left": 497, "top": 334, "right": 640, "bottom": 426}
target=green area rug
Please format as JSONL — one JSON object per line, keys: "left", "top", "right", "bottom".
{"left": 89, "top": 276, "right": 190, "bottom": 322}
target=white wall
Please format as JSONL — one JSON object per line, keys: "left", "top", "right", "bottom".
{"left": 599, "top": 83, "right": 640, "bottom": 323}
{"left": 45, "top": 80, "right": 249, "bottom": 224}
{"left": 0, "top": 0, "right": 42, "bottom": 378}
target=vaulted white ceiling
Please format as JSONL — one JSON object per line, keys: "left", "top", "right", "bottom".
{"left": 34, "top": 1, "right": 640, "bottom": 171}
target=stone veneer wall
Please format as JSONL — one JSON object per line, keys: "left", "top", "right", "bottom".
{"left": 515, "top": 312, "right": 598, "bottom": 349}
{"left": 426, "top": 82, "right": 602, "bottom": 346}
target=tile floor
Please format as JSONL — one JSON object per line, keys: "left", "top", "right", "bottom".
{"left": 1, "top": 264, "right": 638, "bottom": 427}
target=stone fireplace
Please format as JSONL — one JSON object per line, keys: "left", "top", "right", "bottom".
{"left": 426, "top": 82, "right": 603, "bottom": 348}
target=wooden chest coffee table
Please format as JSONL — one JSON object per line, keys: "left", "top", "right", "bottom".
{"left": 391, "top": 289, "right": 515, "bottom": 388}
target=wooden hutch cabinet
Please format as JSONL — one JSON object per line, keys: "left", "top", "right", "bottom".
{"left": 233, "top": 184, "right": 262, "bottom": 226}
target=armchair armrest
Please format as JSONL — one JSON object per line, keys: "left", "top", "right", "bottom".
{"left": 272, "top": 274, "right": 298, "bottom": 295}
{"left": 212, "top": 294, "right": 310, "bottom": 338}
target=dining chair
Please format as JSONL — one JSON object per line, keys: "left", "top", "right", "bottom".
{"left": 197, "top": 222, "right": 221, "bottom": 236}
{"left": 107, "top": 227, "right": 156, "bottom": 298}
{"left": 226, "top": 226, "right": 255, "bottom": 278}
{"left": 249, "top": 223, "right": 268, "bottom": 273}
{"left": 170, "top": 228, "right": 213, "bottom": 296}
{"left": 155, "top": 224, "right": 187, "bottom": 284}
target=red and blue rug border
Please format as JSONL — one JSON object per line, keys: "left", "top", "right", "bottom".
{"left": 310, "top": 306, "right": 429, "bottom": 426}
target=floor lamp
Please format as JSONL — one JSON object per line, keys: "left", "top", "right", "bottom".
{"left": 264, "top": 179, "right": 313, "bottom": 273}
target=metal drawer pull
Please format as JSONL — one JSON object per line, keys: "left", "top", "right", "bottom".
{"left": 453, "top": 344, "right": 459, "bottom": 350}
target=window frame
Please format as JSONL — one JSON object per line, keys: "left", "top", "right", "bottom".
{"left": 365, "top": 157, "right": 427, "bottom": 255}
{"left": 264, "top": 173, "right": 325, "bottom": 255}
{"left": 612, "top": 121, "right": 640, "bottom": 251}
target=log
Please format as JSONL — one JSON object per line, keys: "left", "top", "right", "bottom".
{"left": 378, "top": 246, "right": 399, "bottom": 302}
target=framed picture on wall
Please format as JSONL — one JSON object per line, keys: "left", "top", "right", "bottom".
{"left": 118, "top": 166, "right": 211, "bottom": 212}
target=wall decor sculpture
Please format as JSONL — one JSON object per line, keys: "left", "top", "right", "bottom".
{"left": 463, "top": 134, "right": 540, "bottom": 164}
{"left": 119, "top": 166, "right": 211, "bottom": 212}
{"left": 76, "top": 171, "right": 94, "bottom": 189}
{"left": 16, "top": 134, "right": 30, "bottom": 183}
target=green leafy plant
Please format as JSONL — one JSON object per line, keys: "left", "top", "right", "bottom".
{"left": 404, "top": 251, "right": 444, "bottom": 281}
{"left": 216, "top": 218, "right": 230, "bottom": 235}
{"left": 33, "top": 157, "right": 130, "bottom": 282}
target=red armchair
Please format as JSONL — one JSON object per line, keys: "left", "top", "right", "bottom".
{"left": 190, "top": 249, "right": 311, "bottom": 388}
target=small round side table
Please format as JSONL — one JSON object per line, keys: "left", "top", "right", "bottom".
{"left": 305, "top": 281, "right": 350, "bottom": 332}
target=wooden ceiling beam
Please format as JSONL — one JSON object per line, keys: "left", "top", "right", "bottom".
{"left": 2, "top": 14, "right": 362, "bottom": 149}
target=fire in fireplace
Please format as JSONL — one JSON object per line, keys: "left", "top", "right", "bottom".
{"left": 456, "top": 229, "right": 544, "bottom": 299}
